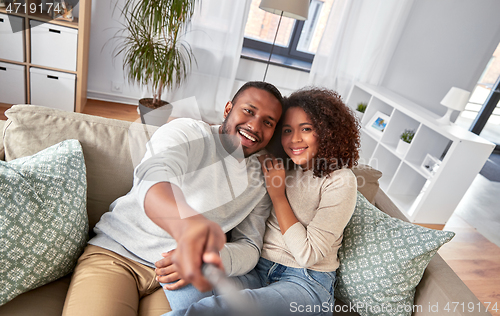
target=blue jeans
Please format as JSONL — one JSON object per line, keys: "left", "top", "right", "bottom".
{"left": 163, "top": 258, "right": 336, "bottom": 316}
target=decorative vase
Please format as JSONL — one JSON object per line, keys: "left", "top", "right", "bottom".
{"left": 396, "top": 139, "right": 410, "bottom": 155}
{"left": 355, "top": 110, "right": 364, "bottom": 122}
{"left": 138, "top": 99, "right": 173, "bottom": 127}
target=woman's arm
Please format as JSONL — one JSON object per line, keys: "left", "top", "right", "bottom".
{"left": 283, "top": 169, "right": 357, "bottom": 268}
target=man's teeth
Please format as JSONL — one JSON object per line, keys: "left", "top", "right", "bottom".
{"left": 239, "top": 130, "right": 256, "bottom": 142}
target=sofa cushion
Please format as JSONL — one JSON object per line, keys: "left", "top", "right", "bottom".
{"left": 351, "top": 164, "right": 382, "bottom": 204}
{"left": 0, "top": 140, "right": 88, "bottom": 305}
{"left": 2, "top": 105, "right": 158, "bottom": 232}
{"left": 335, "top": 192, "right": 455, "bottom": 316}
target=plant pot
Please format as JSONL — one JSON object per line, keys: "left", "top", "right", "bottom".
{"left": 396, "top": 139, "right": 410, "bottom": 156}
{"left": 355, "top": 110, "right": 364, "bottom": 122}
{"left": 138, "top": 98, "right": 173, "bottom": 127}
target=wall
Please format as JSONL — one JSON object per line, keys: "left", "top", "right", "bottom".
{"left": 382, "top": 0, "right": 500, "bottom": 115}
{"left": 85, "top": 1, "right": 500, "bottom": 116}
{"left": 85, "top": 1, "right": 308, "bottom": 106}
{"left": 86, "top": 0, "right": 144, "bottom": 105}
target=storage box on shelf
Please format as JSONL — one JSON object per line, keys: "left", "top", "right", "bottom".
{"left": 346, "top": 82, "right": 495, "bottom": 224}
{"left": 30, "top": 67, "right": 75, "bottom": 111}
{"left": 30, "top": 20, "right": 78, "bottom": 71}
{"left": 0, "top": 62, "right": 26, "bottom": 104}
{"left": 0, "top": 13, "right": 24, "bottom": 62}
{"left": 0, "top": 0, "right": 91, "bottom": 112}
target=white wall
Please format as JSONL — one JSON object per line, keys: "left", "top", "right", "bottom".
{"left": 382, "top": 0, "right": 500, "bottom": 115}
{"left": 86, "top": 0, "right": 144, "bottom": 105}
{"left": 85, "top": 1, "right": 307, "bottom": 106}
{"left": 85, "top": 1, "right": 500, "bottom": 116}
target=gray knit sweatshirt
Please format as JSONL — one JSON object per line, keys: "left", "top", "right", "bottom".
{"left": 90, "top": 118, "right": 272, "bottom": 277}
{"left": 261, "top": 167, "right": 357, "bottom": 271}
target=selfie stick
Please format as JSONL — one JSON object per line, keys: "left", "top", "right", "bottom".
{"left": 201, "top": 263, "right": 255, "bottom": 316}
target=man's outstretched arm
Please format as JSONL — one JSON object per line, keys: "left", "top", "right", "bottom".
{"left": 144, "top": 181, "right": 226, "bottom": 292}
{"left": 155, "top": 193, "right": 272, "bottom": 290}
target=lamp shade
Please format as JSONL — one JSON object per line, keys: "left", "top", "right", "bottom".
{"left": 259, "top": 0, "right": 309, "bottom": 20}
{"left": 440, "top": 87, "right": 471, "bottom": 112}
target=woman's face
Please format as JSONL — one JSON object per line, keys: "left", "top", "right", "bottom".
{"left": 281, "top": 107, "right": 319, "bottom": 169}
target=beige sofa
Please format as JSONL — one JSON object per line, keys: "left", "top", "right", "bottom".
{"left": 0, "top": 105, "right": 490, "bottom": 316}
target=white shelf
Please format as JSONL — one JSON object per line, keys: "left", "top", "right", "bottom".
{"left": 406, "top": 160, "right": 431, "bottom": 179}
{"left": 347, "top": 82, "right": 495, "bottom": 224}
{"left": 0, "top": 0, "right": 91, "bottom": 112}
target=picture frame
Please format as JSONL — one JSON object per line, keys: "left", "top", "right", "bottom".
{"left": 421, "top": 153, "right": 441, "bottom": 176}
{"left": 365, "top": 111, "right": 390, "bottom": 137}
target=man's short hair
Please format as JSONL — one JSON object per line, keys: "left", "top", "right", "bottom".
{"left": 231, "top": 81, "right": 283, "bottom": 108}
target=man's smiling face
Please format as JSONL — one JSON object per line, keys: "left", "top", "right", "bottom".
{"left": 220, "top": 87, "right": 282, "bottom": 157}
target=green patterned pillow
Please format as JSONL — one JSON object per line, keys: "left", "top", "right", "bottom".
{"left": 0, "top": 139, "right": 88, "bottom": 305}
{"left": 335, "top": 192, "right": 455, "bottom": 316}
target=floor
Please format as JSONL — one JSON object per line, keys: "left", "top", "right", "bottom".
{"left": 480, "top": 153, "right": 500, "bottom": 183}
{"left": 1, "top": 100, "right": 500, "bottom": 315}
{"left": 454, "top": 174, "right": 500, "bottom": 248}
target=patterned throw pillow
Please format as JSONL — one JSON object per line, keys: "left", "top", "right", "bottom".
{"left": 0, "top": 139, "right": 88, "bottom": 305}
{"left": 335, "top": 192, "right": 455, "bottom": 316}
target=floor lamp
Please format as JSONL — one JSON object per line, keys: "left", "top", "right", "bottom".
{"left": 259, "top": 0, "right": 309, "bottom": 82}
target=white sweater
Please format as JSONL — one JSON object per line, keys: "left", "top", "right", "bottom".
{"left": 90, "top": 118, "right": 272, "bottom": 276}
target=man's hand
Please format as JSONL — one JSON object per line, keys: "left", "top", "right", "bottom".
{"left": 155, "top": 251, "right": 189, "bottom": 290}
{"left": 169, "top": 217, "right": 226, "bottom": 292}
{"left": 144, "top": 182, "right": 226, "bottom": 292}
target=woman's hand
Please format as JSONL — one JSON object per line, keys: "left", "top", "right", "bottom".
{"left": 258, "top": 154, "right": 286, "bottom": 199}
{"left": 258, "top": 154, "right": 298, "bottom": 234}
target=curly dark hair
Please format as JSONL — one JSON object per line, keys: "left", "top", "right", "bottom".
{"left": 270, "top": 87, "right": 361, "bottom": 178}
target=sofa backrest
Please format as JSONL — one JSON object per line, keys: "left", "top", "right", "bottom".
{"left": 2, "top": 105, "right": 382, "bottom": 234}
{"left": 3, "top": 105, "right": 158, "bottom": 233}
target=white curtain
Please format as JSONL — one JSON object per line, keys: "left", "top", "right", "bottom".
{"left": 309, "top": 0, "right": 415, "bottom": 99}
{"left": 162, "top": 0, "right": 252, "bottom": 124}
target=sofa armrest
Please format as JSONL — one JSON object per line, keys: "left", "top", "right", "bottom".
{"left": 373, "top": 189, "right": 491, "bottom": 315}
{"left": 414, "top": 254, "right": 491, "bottom": 315}
{"left": 0, "top": 120, "right": 6, "bottom": 161}
{"left": 373, "top": 188, "right": 410, "bottom": 222}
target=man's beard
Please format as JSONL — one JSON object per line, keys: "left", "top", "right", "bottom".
{"left": 220, "top": 110, "right": 241, "bottom": 155}
{"left": 220, "top": 108, "right": 233, "bottom": 135}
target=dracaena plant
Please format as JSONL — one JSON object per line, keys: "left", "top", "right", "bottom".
{"left": 113, "top": 0, "right": 197, "bottom": 108}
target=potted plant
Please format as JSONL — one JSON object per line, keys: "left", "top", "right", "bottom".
{"left": 113, "top": 0, "right": 197, "bottom": 126}
{"left": 355, "top": 102, "right": 367, "bottom": 120}
{"left": 396, "top": 129, "right": 415, "bottom": 155}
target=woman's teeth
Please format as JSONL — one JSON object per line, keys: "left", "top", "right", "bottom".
{"left": 291, "top": 148, "right": 307, "bottom": 154}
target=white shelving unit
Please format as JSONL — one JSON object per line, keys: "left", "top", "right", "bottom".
{"left": 347, "top": 83, "right": 495, "bottom": 224}
{"left": 0, "top": 0, "right": 91, "bottom": 112}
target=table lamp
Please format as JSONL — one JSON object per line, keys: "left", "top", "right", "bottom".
{"left": 436, "top": 87, "right": 471, "bottom": 125}
{"left": 259, "top": 0, "right": 309, "bottom": 81}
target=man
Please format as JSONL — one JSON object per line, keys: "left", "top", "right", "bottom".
{"left": 62, "top": 81, "right": 283, "bottom": 316}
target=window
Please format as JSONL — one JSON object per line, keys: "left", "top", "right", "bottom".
{"left": 243, "top": 0, "right": 335, "bottom": 64}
